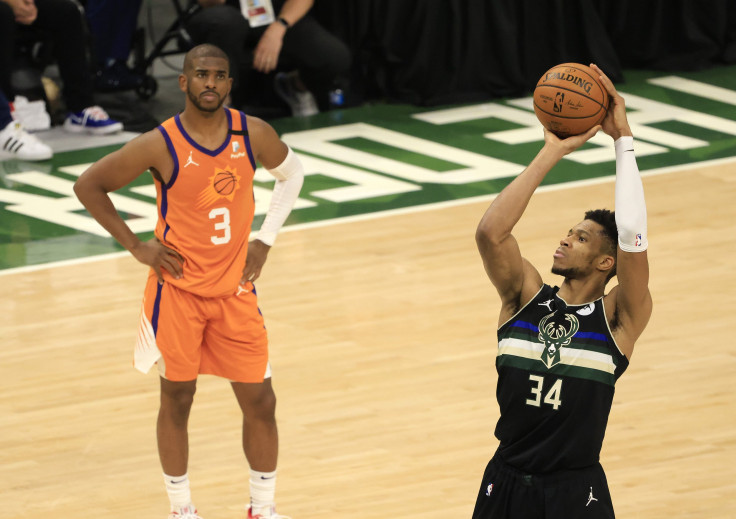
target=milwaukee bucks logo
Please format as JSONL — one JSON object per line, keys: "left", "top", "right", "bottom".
{"left": 537, "top": 312, "right": 579, "bottom": 369}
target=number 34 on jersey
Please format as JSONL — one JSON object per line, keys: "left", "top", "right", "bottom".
{"left": 526, "top": 374, "right": 563, "bottom": 410}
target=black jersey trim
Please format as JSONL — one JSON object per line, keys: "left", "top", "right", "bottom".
{"left": 600, "top": 297, "right": 627, "bottom": 359}
{"left": 497, "top": 283, "right": 546, "bottom": 331}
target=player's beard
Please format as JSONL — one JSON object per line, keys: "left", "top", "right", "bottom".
{"left": 551, "top": 266, "right": 584, "bottom": 279}
{"left": 188, "top": 86, "right": 225, "bottom": 113}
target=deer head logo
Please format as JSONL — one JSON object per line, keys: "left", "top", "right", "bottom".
{"left": 537, "top": 312, "right": 579, "bottom": 369}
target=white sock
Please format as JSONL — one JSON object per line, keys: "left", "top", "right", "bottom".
{"left": 249, "top": 469, "right": 277, "bottom": 512}
{"left": 164, "top": 472, "right": 192, "bottom": 510}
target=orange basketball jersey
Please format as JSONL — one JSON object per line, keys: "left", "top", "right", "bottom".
{"left": 154, "top": 108, "right": 256, "bottom": 297}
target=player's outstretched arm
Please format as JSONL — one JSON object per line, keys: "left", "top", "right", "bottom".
{"left": 592, "top": 64, "right": 653, "bottom": 356}
{"left": 476, "top": 126, "right": 598, "bottom": 321}
{"left": 241, "top": 117, "right": 305, "bottom": 284}
{"left": 73, "top": 131, "right": 183, "bottom": 282}
{"left": 606, "top": 138, "right": 652, "bottom": 356}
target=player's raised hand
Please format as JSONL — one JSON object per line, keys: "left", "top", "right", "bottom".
{"left": 131, "top": 238, "right": 184, "bottom": 283}
{"left": 543, "top": 124, "right": 600, "bottom": 156}
{"left": 590, "top": 64, "right": 632, "bottom": 140}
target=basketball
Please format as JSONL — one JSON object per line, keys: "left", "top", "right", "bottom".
{"left": 533, "top": 63, "right": 608, "bottom": 138}
{"left": 214, "top": 170, "right": 237, "bottom": 195}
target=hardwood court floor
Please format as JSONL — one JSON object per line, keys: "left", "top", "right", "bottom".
{"left": 2, "top": 162, "right": 735, "bottom": 518}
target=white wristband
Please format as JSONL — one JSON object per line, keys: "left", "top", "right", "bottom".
{"left": 614, "top": 136, "right": 648, "bottom": 252}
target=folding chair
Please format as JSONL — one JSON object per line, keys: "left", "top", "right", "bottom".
{"left": 129, "top": 0, "right": 202, "bottom": 99}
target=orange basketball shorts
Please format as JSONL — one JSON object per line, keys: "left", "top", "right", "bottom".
{"left": 134, "top": 272, "right": 269, "bottom": 383}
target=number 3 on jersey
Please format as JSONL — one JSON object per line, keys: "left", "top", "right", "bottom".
{"left": 209, "top": 207, "right": 231, "bottom": 245}
{"left": 526, "top": 374, "right": 563, "bottom": 410}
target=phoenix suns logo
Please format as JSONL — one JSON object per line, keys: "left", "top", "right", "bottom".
{"left": 537, "top": 312, "right": 579, "bottom": 369}
{"left": 196, "top": 166, "right": 241, "bottom": 208}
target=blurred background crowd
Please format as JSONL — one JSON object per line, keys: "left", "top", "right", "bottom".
{"left": 2, "top": 0, "right": 735, "bottom": 162}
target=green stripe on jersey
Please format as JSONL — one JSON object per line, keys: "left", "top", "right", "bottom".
{"left": 498, "top": 338, "right": 617, "bottom": 386}
{"left": 503, "top": 328, "right": 615, "bottom": 357}
{"left": 497, "top": 354, "right": 616, "bottom": 386}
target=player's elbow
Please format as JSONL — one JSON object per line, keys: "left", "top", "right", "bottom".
{"left": 72, "top": 174, "right": 87, "bottom": 200}
{"left": 73, "top": 170, "right": 92, "bottom": 197}
{"left": 476, "top": 219, "right": 506, "bottom": 249}
{"left": 475, "top": 224, "right": 490, "bottom": 247}
{"left": 73, "top": 168, "right": 103, "bottom": 204}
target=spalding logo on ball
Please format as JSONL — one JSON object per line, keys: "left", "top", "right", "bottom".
{"left": 533, "top": 63, "right": 608, "bottom": 138}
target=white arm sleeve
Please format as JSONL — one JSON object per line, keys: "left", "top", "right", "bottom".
{"left": 614, "top": 136, "right": 648, "bottom": 252}
{"left": 255, "top": 147, "right": 305, "bottom": 246}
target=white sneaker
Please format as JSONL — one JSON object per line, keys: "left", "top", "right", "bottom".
{"left": 274, "top": 71, "right": 318, "bottom": 117}
{"left": 10, "top": 96, "right": 51, "bottom": 132}
{"left": 0, "top": 121, "right": 53, "bottom": 161}
{"left": 247, "top": 504, "right": 291, "bottom": 519}
{"left": 168, "top": 503, "right": 203, "bottom": 519}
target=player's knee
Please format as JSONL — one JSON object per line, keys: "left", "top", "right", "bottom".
{"left": 248, "top": 386, "right": 277, "bottom": 420}
{"left": 161, "top": 382, "right": 196, "bottom": 413}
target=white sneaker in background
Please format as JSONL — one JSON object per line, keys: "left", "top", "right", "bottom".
{"left": 10, "top": 96, "right": 51, "bottom": 132}
{"left": 274, "top": 71, "right": 319, "bottom": 117}
{"left": 0, "top": 121, "right": 53, "bottom": 161}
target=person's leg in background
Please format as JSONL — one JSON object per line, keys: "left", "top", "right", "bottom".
{"left": 32, "top": 0, "right": 122, "bottom": 134}
{"left": 0, "top": 2, "right": 17, "bottom": 97}
{"left": 186, "top": 4, "right": 251, "bottom": 107}
{"left": 0, "top": 90, "right": 13, "bottom": 130}
{"left": 279, "top": 15, "right": 351, "bottom": 111}
{"left": 85, "top": 0, "right": 144, "bottom": 91}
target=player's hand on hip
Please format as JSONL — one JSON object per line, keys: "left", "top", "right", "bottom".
{"left": 590, "top": 64, "right": 632, "bottom": 140}
{"left": 241, "top": 239, "right": 271, "bottom": 284}
{"left": 131, "top": 238, "right": 184, "bottom": 284}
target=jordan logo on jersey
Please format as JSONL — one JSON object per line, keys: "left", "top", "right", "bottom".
{"left": 537, "top": 312, "right": 579, "bottom": 369}
{"left": 184, "top": 150, "right": 199, "bottom": 168}
{"left": 196, "top": 165, "right": 242, "bottom": 208}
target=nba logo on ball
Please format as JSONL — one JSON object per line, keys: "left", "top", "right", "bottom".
{"left": 533, "top": 63, "right": 609, "bottom": 138}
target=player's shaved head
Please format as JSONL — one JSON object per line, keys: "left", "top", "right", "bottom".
{"left": 183, "top": 44, "right": 230, "bottom": 75}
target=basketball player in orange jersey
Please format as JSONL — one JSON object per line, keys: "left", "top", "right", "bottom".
{"left": 472, "top": 64, "right": 652, "bottom": 518}
{"left": 74, "top": 44, "right": 303, "bottom": 519}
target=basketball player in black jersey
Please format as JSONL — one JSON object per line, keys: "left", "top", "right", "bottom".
{"left": 472, "top": 64, "right": 652, "bottom": 519}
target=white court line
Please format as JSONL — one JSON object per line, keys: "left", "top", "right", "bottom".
{"left": 648, "top": 76, "right": 736, "bottom": 106}
{"left": 2, "top": 155, "right": 735, "bottom": 277}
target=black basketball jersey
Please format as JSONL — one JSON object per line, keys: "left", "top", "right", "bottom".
{"left": 494, "top": 284, "right": 628, "bottom": 473}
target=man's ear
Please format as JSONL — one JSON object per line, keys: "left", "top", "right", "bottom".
{"left": 597, "top": 254, "right": 615, "bottom": 275}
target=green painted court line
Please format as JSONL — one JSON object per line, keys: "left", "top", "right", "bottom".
{"left": 3, "top": 65, "right": 736, "bottom": 271}
{"left": 2, "top": 154, "right": 733, "bottom": 277}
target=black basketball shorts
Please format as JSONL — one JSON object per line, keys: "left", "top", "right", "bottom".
{"left": 472, "top": 453, "right": 615, "bottom": 519}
